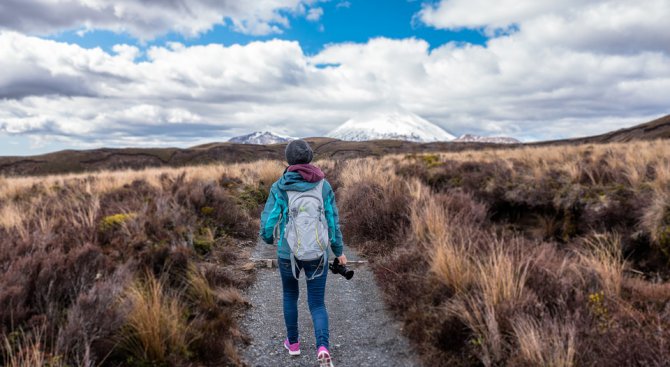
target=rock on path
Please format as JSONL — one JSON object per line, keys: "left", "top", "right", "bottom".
{"left": 241, "top": 241, "right": 420, "bottom": 367}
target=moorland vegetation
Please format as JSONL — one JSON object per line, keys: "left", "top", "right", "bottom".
{"left": 1, "top": 139, "right": 669, "bottom": 366}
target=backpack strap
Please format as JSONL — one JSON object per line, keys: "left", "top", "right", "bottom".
{"left": 290, "top": 252, "right": 328, "bottom": 281}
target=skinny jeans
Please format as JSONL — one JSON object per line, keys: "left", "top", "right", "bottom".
{"left": 278, "top": 256, "right": 329, "bottom": 349}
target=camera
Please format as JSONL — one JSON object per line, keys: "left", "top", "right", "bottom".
{"left": 329, "top": 257, "right": 354, "bottom": 280}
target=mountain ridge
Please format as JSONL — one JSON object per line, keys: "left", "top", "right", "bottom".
{"left": 454, "top": 134, "right": 521, "bottom": 144}
{"left": 1, "top": 114, "right": 667, "bottom": 177}
{"left": 327, "top": 110, "right": 456, "bottom": 142}
{"left": 228, "top": 131, "right": 293, "bottom": 145}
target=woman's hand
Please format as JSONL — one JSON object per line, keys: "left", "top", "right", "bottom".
{"left": 337, "top": 254, "right": 348, "bottom": 266}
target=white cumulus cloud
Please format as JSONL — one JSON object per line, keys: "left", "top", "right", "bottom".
{"left": 1, "top": 0, "right": 670, "bottom": 153}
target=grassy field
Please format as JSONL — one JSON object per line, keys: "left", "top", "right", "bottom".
{"left": 1, "top": 139, "right": 669, "bottom": 366}
{"left": 333, "top": 139, "right": 670, "bottom": 366}
{"left": 0, "top": 161, "right": 284, "bottom": 366}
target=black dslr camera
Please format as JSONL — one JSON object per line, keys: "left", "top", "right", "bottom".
{"left": 329, "top": 257, "right": 354, "bottom": 280}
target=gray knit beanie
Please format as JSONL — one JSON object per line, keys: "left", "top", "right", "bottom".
{"left": 285, "top": 139, "right": 313, "bottom": 165}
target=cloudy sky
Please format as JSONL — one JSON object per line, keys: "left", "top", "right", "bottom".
{"left": 0, "top": 0, "right": 669, "bottom": 155}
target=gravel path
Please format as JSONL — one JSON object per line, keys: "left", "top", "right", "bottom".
{"left": 241, "top": 242, "right": 420, "bottom": 367}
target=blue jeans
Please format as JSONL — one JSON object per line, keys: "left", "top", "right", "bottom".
{"left": 278, "top": 256, "right": 329, "bottom": 349}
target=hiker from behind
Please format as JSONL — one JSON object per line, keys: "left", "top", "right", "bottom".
{"left": 259, "top": 139, "right": 346, "bottom": 367}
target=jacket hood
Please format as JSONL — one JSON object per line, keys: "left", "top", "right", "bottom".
{"left": 287, "top": 163, "right": 325, "bottom": 183}
{"left": 277, "top": 171, "right": 320, "bottom": 192}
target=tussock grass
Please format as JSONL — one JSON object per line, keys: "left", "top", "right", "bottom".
{"left": 512, "top": 316, "right": 576, "bottom": 367}
{"left": 578, "top": 232, "right": 626, "bottom": 297}
{"left": 447, "top": 295, "right": 502, "bottom": 367}
{"left": 120, "top": 273, "right": 193, "bottom": 364}
{"left": 339, "top": 157, "right": 398, "bottom": 188}
{"left": 0, "top": 201, "right": 24, "bottom": 231}
{"left": 641, "top": 189, "right": 670, "bottom": 247}
{"left": 476, "top": 239, "right": 529, "bottom": 308}
{"left": 430, "top": 234, "right": 475, "bottom": 294}
{"left": 2, "top": 326, "right": 63, "bottom": 367}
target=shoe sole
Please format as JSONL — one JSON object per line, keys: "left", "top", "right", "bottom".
{"left": 318, "top": 353, "right": 334, "bottom": 367}
{"left": 284, "top": 343, "right": 300, "bottom": 356}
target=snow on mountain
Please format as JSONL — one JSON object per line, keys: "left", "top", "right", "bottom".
{"left": 327, "top": 110, "right": 456, "bottom": 142}
{"left": 453, "top": 134, "right": 521, "bottom": 144}
{"left": 228, "top": 131, "right": 294, "bottom": 145}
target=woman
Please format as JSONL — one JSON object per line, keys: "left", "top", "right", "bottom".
{"left": 259, "top": 139, "right": 347, "bottom": 367}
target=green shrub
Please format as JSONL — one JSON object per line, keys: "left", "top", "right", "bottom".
{"left": 99, "top": 213, "right": 136, "bottom": 232}
{"left": 200, "top": 206, "right": 215, "bottom": 216}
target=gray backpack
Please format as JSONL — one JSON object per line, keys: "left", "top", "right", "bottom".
{"left": 284, "top": 180, "right": 330, "bottom": 280}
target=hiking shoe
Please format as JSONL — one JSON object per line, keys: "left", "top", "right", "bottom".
{"left": 317, "top": 346, "right": 334, "bottom": 367}
{"left": 284, "top": 339, "right": 300, "bottom": 356}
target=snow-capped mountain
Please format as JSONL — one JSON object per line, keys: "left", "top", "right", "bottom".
{"left": 328, "top": 110, "right": 456, "bottom": 142}
{"left": 453, "top": 134, "right": 521, "bottom": 144}
{"left": 228, "top": 131, "right": 294, "bottom": 145}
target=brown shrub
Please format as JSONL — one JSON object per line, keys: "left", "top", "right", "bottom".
{"left": 56, "top": 265, "right": 131, "bottom": 366}
{"left": 339, "top": 178, "right": 411, "bottom": 245}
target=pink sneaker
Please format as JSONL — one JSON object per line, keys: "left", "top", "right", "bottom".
{"left": 284, "top": 339, "right": 300, "bottom": 356}
{"left": 317, "top": 346, "right": 334, "bottom": 367}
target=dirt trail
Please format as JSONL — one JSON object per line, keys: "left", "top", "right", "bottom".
{"left": 241, "top": 240, "right": 420, "bottom": 367}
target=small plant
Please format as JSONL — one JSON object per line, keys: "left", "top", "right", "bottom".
{"left": 587, "top": 291, "right": 610, "bottom": 332}
{"left": 239, "top": 185, "right": 268, "bottom": 211}
{"left": 193, "top": 227, "right": 215, "bottom": 255}
{"left": 200, "top": 206, "right": 215, "bottom": 216}
{"left": 99, "top": 212, "right": 136, "bottom": 232}
{"left": 420, "top": 154, "right": 441, "bottom": 167}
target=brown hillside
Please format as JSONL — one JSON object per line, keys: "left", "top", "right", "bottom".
{"left": 537, "top": 114, "right": 670, "bottom": 145}
{"left": 0, "top": 138, "right": 503, "bottom": 176}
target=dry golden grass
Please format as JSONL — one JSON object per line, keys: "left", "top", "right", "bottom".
{"left": 447, "top": 295, "right": 502, "bottom": 367}
{"left": 0, "top": 160, "right": 288, "bottom": 202}
{"left": 339, "top": 157, "right": 398, "bottom": 188}
{"left": 412, "top": 189, "right": 477, "bottom": 292}
{"left": 641, "top": 189, "right": 670, "bottom": 245}
{"left": 578, "top": 232, "right": 626, "bottom": 297}
{"left": 431, "top": 235, "right": 475, "bottom": 294}
{"left": 185, "top": 265, "right": 218, "bottom": 310}
{"left": 121, "top": 273, "right": 192, "bottom": 364}
{"left": 512, "top": 317, "right": 576, "bottom": 367}
{"left": 1, "top": 327, "right": 63, "bottom": 367}
{"left": 0, "top": 201, "right": 24, "bottom": 231}
{"left": 251, "top": 160, "right": 285, "bottom": 186}
{"left": 476, "top": 239, "right": 529, "bottom": 308}
{"left": 410, "top": 195, "right": 449, "bottom": 243}
{"left": 184, "top": 265, "right": 247, "bottom": 311}
{"left": 397, "top": 139, "right": 670, "bottom": 189}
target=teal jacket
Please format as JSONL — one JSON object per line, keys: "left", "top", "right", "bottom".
{"left": 259, "top": 171, "right": 344, "bottom": 259}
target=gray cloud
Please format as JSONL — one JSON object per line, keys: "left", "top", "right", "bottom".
{"left": 0, "top": 74, "right": 95, "bottom": 99}
{"left": 0, "top": 0, "right": 322, "bottom": 39}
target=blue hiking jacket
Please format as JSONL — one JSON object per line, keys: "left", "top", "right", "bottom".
{"left": 259, "top": 171, "right": 344, "bottom": 259}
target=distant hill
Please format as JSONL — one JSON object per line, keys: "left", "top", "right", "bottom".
{"left": 579, "top": 114, "right": 670, "bottom": 143}
{"left": 537, "top": 114, "right": 670, "bottom": 145}
{"left": 228, "top": 131, "right": 294, "bottom": 145}
{"left": 0, "top": 138, "right": 498, "bottom": 176}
